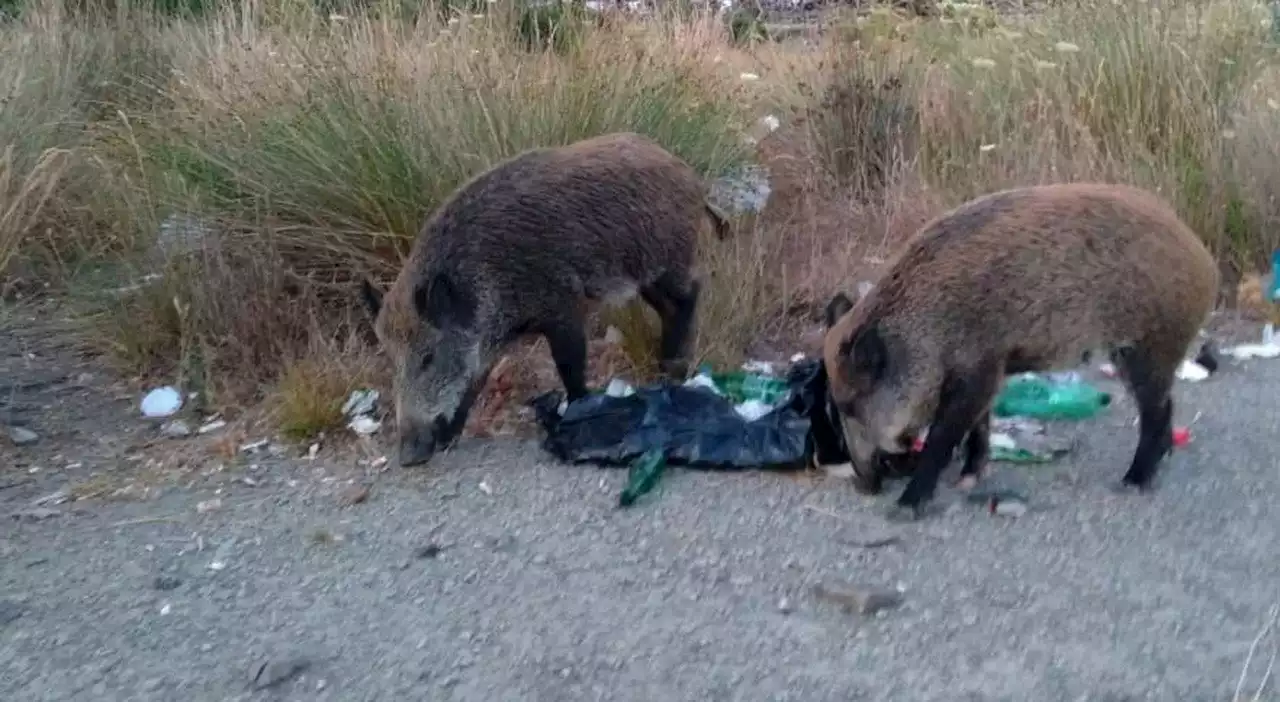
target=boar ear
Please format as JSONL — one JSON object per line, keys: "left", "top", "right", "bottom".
{"left": 823, "top": 292, "right": 856, "bottom": 330}
{"left": 838, "top": 324, "right": 888, "bottom": 383}
{"left": 414, "top": 273, "right": 476, "bottom": 329}
{"left": 359, "top": 278, "right": 383, "bottom": 319}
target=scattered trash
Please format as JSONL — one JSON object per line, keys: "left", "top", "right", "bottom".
{"left": 710, "top": 163, "right": 772, "bottom": 216}
{"left": 993, "top": 499, "right": 1028, "bottom": 518}
{"left": 160, "top": 420, "right": 192, "bottom": 438}
{"left": 1226, "top": 338, "right": 1280, "bottom": 360}
{"left": 1172, "top": 426, "right": 1192, "bottom": 448}
{"left": 605, "top": 378, "right": 635, "bottom": 398}
{"left": 988, "top": 417, "right": 1074, "bottom": 463}
{"left": 198, "top": 419, "right": 226, "bottom": 434}
{"left": 196, "top": 498, "right": 222, "bottom": 514}
{"left": 5, "top": 425, "right": 38, "bottom": 446}
{"left": 308, "top": 443, "right": 321, "bottom": 461}
{"left": 343, "top": 388, "right": 382, "bottom": 436}
{"left": 835, "top": 534, "right": 902, "bottom": 549}
{"left": 347, "top": 415, "right": 381, "bottom": 436}
{"left": 342, "top": 389, "right": 379, "bottom": 417}
{"left": 478, "top": 480, "right": 493, "bottom": 496}
{"left": 741, "top": 360, "right": 775, "bottom": 375}
{"left": 337, "top": 484, "right": 370, "bottom": 507}
{"left": 740, "top": 72, "right": 760, "bottom": 81}
{"left": 857, "top": 281, "right": 875, "bottom": 300}
{"left": 153, "top": 575, "right": 182, "bottom": 591}
{"left": 1176, "top": 359, "right": 1211, "bottom": 382}
{"left": 811, "top": 581, "right": 903, "bottom": 616}
{"left": 777, "top": 597, "right": 794, "bottom": 615}
{"left": 249, "top": 656, "right": 312, "bottom": 691}
{"left": 533, "top": 357, "right": 849, "bottom": 474}
{"left": 1099, "top": 362, "right": 1118, "bottom": 378}
{"left": 208, "top": 561, "right": 227, "bottom": 572}
{"left": 618, "top": 448, "right": 667, "bottom": 507}
{"left": 993, "top": 372, "right": 1111, "bottom": 421}
{"left": 159, "top": 603, "right": 172, "bottom": 616}
{"left": 240, "top": 439, "right": 269, "bottom": 453}
{"left": 967, "top": 488, "right": 1029, "bottom": 517}
{"left": 140, "top": 386, "right": 183, "bottom": 418}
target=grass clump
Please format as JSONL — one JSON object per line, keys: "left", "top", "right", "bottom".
{"left": 806, "top": 0, "right": 1280, "bottom": 279}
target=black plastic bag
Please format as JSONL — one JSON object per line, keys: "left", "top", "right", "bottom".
{"left": 531, "top": 358, "right": 851, "bottom": 471}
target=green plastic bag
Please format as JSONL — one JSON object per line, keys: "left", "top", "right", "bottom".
{"left": 709, "top": 370, "right": 791, "bottom": 407}
{"left": 993, "top": 373, "right": 1111, "bottom": 421}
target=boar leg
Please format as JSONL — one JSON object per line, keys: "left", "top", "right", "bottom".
{"left": 894, "top": 361, "right": 1003, "bottom": 518}
{"left": 541, "top": 315, "right": 590, "bottom": 402}
{"left": 640, "top": 271, "right": 701, "bottom": 381}
{"left": 1110, "top": 345, "right": 1177, "bottom": 490}
{"left": 955, "top": 410, "right": 991, "bottom": 489}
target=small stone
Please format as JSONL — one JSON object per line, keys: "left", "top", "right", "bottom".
{"left": 6, "top": 425, "right": 38, "bottom": 446}
{"left": 337, "top": 485, "right": 370, "bottom": 507}
{"left": 415, "top": 544, "right": 444, "bottom": 559}
{"left": 160, "top": 420, "right": 192, "bottom": 438}
{"left": 249, "top": 656, "right": 311, "bottom": 690}
{"left": 777, "top": 597, "right": 793, "bottom": 614}
{"left": 153, "top": 575, "right": 182, "bottom": 591}
{"left": 811, "top": 582, "right": 904, "bottom": 616}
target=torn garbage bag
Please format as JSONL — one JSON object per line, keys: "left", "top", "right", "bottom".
{"left": 531, "top": 358, "right": 851, "bottom": 471}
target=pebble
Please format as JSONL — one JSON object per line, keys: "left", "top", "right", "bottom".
{"left": 6, "top": 425, "right": 38, "bottom": 446}
{"left": 337, "top": 485, "right": 370, "bottom": 507}
{"left": 777, "top": 597, "right": 794, "bottom": 614}
{"left": 249, "top": 656, "right": 311, "bottom": 690}
{"left": 153, "top": 575, "right": 182, "bottom": 591}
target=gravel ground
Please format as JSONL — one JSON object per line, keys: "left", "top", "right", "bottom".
{"left": 3, "top": 311, "right": 1280, "bottom": 702}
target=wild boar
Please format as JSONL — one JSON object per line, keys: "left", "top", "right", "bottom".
{"left": 821, "top": 182, "right": 1219, "bottom": 520}
{"left": 360, "top": 132, "right": 730, "bottom": 468}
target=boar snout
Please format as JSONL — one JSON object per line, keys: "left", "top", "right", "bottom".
{"left": 398, "top": 414, "right": 451, "bottom": 468}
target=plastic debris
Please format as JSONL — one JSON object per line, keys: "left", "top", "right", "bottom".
{"left": 160, "top": 420, "right": 192, "bottom": 438}
{"left": 1175, "top": 359, "right": 1211, "bottom": 382}
{"left": 533, "top": 357, "right": 850, "bottom": 473}
{"left": 140, "top": 386, "right": 183, "bottom": 418}
{"left": 618, "top": 448, "right": 667, "bottom": 507}
{"left": 993, "top": 373, "right": 1111, "bottom": 421}
{"left": 347, "top": 415, "right": 381, "bottom": 436}
{"left": 811, "top": 582, "right": 903, "bottom": 616}
{"left": 988, "top": 417, "right": 1074, "bottom": 463}
{"left": 198, "top": 419, "right": 226, "bottom": 434}
{"left": 1172, "top": 426, "right": 1192, "bottom": 448}
{"left": 342, "top": 389, "right": 379, "bottom": 418}
{"left": 605, "top": 378, "right": 635, "bottom": 398}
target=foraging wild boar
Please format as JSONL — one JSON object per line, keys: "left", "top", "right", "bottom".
{"left": 821, "top": 182, "right": 1219, "bottom": 519}
{"left": 360, "top": 132, "right": 730, "bottom": 468}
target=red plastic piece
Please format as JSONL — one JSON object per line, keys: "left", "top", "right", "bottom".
{"left": 1172, "top": 427, "right": 1191, "bottom": 448}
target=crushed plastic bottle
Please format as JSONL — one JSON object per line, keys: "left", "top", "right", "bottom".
{"left": 618, "top": 448, "right": 667, "bottom": 507}
{"left": 710, "top": 370, "right": 791, "bottom": 407}
{"left": 993, "top": 373, "right": 1111, "bottom": 421}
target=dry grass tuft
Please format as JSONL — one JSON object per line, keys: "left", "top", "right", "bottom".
{"left": 6, "top": 0, "right": 1280, "bottom": 437}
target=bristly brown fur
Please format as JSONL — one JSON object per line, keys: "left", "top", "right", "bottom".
{"left": 363, "top": 132, "right": 728, "bottom": 467}
{"left": 822, "top": 182, "right": 1219, "bottom": 519}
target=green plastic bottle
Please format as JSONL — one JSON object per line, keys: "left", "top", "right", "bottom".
{"left": 992, "top": 373, "right": 1111, "bottom": 421}
{"left": 710, "top": 370, "right": 790, "bottom": 406}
